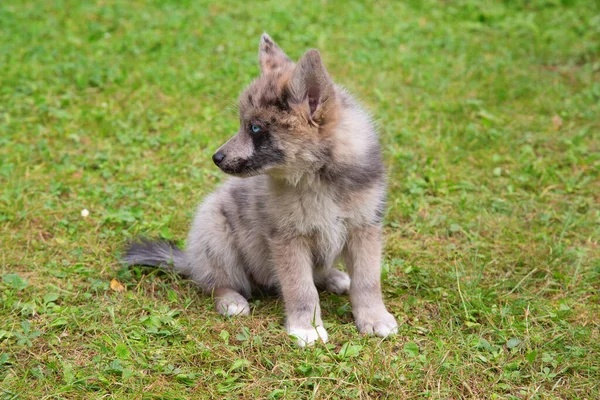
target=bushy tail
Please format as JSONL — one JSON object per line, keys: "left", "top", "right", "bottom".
{"left": 122, "top": 238, "right": 186, "bottom": 271}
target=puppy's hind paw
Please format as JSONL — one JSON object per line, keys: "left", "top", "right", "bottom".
{"left": 217, "top": 300, "right": 250, "bottom": 316}
{"left": 214, "top": 289, "right": 251, "bottom": 317}
{"left": 324, "top": 269, "right": 351, "bottom": 295}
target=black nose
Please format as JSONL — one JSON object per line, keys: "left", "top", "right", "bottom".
{"left": 212, "top": 152, "right": 225, "bottom": 165}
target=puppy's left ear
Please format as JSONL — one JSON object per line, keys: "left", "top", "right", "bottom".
{"left": 259, "top": 33, "right": 292, "bottom": 74}
{"left": 289, "top": 49, "right": 336, "bottom": 126}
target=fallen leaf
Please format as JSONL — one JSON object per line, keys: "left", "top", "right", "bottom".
{"left": 110, "top": 278, "right": 125, "bottom": 293}
{"left": 552, "top": 115, "right": 563, "bottom": 130}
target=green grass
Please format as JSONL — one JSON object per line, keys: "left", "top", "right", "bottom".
{"left": 1, "top": 0, "right": 599, "bottom": 398}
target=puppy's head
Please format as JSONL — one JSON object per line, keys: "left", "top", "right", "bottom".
{"left": 213, "top": 33, "right": 339, "bottom": 178}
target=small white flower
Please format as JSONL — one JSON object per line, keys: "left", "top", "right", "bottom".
{"left": 81, "top": 209, "right": 89, "bottom": 218}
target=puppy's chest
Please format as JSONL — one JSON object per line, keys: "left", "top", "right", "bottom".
{"left": 272, "top": 188, "right": 347, "bottom": 245}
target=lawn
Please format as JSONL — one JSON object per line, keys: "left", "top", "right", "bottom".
{"left": 1, "top": 0, "right": 599, "bottom": 398}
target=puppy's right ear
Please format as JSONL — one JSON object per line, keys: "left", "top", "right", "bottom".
{"left": 259, "top": 33, "right": 291, "bottom": 74}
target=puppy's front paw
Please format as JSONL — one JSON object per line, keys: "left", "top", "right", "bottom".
{"left": 355, "top": 308, "right": 398, "bottom": 337}
{"left": 288, "top": 325, "right": 329, "bottom": 347}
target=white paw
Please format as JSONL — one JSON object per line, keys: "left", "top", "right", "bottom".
{"left": 355, "top": 309, "right": 398, "bottom": 337}
{"left": 216, "top": 300, "right": 250, "bottom": 317}
{"left": 325, "top": 271, "right": 351, "bottom": 295}
{"left": 288, "top": 325, "right": 329, "bottom": 347}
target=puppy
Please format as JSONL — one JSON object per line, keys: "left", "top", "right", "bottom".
{"left": 124, "top": 34, "right": 398, "bottom": 346}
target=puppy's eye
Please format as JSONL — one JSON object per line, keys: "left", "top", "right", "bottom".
{"left": 251, "top": 124, "right": 262, "bottom": 133}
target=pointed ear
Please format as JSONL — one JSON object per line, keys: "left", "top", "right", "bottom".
{"left": 288, "top": 49, "right": 336, "bottom": 124}
{"left": 259, "top": 33, "right": 291, "bottom": 74}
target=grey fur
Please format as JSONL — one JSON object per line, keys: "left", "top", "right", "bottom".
{"left": 123, "top": 33, "right": 398, "bottom": 346}
{"left": 123, "top": 239, "right": 185, "bottom": 270}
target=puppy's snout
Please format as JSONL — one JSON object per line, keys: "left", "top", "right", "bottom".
{"left": 212, "top": 152, "right": 226, "bottom": 166}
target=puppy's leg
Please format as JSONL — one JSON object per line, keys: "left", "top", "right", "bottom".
{"left": 213, "top": 288, "right": 250, "bottom": 317}
{"left": 272, "top": 236, "right": 328, "bottom": 347}
{"left": 343, "top": 225, "right": 398, "bottom": 337}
